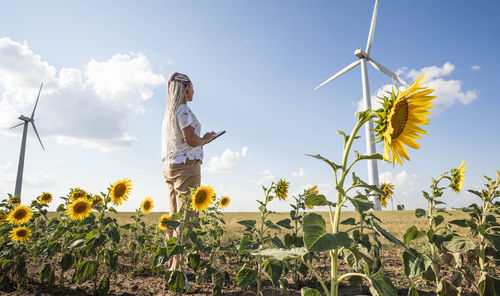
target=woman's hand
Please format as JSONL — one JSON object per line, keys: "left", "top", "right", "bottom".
{"left": 182, "top": 127, "right": 216, "bottom": 146}
{"left": 202, "top": 131, "right": 217, "bottom": 144}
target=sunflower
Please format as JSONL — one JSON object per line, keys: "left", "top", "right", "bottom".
{"left": 141, "top": 197, "right": 154, "bottom": 214}
{"left": 110, "top": 179, "right": 132, "bottom": 206}
{"left": 275, "top": 179, "right": 290, "bottom": 200}
{"left": 450, "top": 161, "right": 466, "bottom": 193}
{"left": 380, "top": 183, "right": 394, "bottom": 208}
{"left": 191, "top": 185, "right": 215, "bottom": 212}
{"left": 158, "top": 214, "right": 172, "bottom": 230}
{"left": 219, "top": 196, "right": 230, "bottom": 208}
{"left": 71, "top": 189, "right": 87, "bottom": 201}
{"left": 66, "top": 198, "right": 92, "bottom": 221}
{"left": 373, "top": 74, "right": 436, "bottom": 166}
{"left": 306, "top": 185, "right": 319, "bottom": 195}
{"left": 7, "top": 205, "right": 33, "bottom": 225}
{"left": 91, "top": 196, "right": 103, "bottom": 206}
{"left": 0, "top": 213, "right": 7, "bottom": 221}
{"left": 39, "top": 192, "right": 53, "bottom": 204}
{"left": 8, "top": 197, "right": 21, "bottom": 206}
{"left": 9, "top": 226, "right": 32, "bottom": 242}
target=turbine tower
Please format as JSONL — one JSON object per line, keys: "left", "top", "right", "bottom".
{"left": 314, "top": 0, "right": 409, "bottom": 210}
{"left": 10, "top": 83, "right": 45, "bottom": 199}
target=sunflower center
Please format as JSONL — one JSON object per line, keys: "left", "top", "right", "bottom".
{"left": 195, "top": 192, "right": 206, "bottom": 203}
{"left": 13, "top": 209, "right": 27, "bottom": 220}
{"left": 114, "top": 184, "right": 126, "bottom": 197}
{"left": 144, "top": 201, "right": 151, "bottom": 210}
{"left": 390, "top": 99, "right": 409, "bottom": 139}
{"left": 221, "top": 199, "right": 228, "bottom": 206}
{"left": 73, "top": 202, "right": 89, "bottom": 214}
{"left": 16, "top": 229, "right": 27, "bottom": 237}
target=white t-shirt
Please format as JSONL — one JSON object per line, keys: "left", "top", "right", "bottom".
{"left": 161, "top": 104, "right": 203, "bottom": 164}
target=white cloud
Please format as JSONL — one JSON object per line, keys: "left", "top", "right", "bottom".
{"left": 0, "top": 162, "right": 57, "bottom": 197}
{"left": 471, "top": 65, "right": 481, "bottom": 72}
{"left": 204, "top": 146, "right": 248, "bottom": 173}
{"left": 0, "top": 37, "right": 165, "bottom": 152}
{"left": 292, "top": 168, "right": 306, "bottom": 177}
{"left": 357, "top": 62, "right": 478, "bottom": 115}
{"left": 256, "top": 169, "right": 275, "bottom": 185}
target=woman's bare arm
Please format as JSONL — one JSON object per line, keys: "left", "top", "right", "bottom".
{"left": 182, "top": 126, "right": 216, "bottom": 147}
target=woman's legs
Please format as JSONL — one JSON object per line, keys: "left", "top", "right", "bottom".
{"left": 163, "top": 160, "right": 201, "bottom": 270}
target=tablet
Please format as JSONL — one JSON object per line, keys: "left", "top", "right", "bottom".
{"left": 208, "top": 130, "right": 225, "bottom": 143}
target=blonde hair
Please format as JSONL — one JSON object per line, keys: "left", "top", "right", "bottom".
{"left": 162, "top": 72, "right": 192, "bottom": 161}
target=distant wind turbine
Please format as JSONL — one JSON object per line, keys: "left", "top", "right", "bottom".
{"left": 314, "top": 0, "right": 409, "bottom": 210}
{"left": 10, "top": 83, "right": 45, "bottom": 199}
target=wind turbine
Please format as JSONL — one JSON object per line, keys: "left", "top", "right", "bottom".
{"left": 9, "top": 83, "right": 45, "bottom": 199}
{"left": 314, "top": 0, "right": 409, "bottom": 210}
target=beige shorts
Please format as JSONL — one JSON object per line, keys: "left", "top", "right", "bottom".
{"left": 162, "top": 159, "right": 201, "bottom": 217}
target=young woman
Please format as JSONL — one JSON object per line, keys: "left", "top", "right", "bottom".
{"left": 161, "top": 72, "right": 216, "bottom": 270}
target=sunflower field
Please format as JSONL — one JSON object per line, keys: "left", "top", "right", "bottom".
{"left": 0, "top": 75, "right": 499, "bottom": 295}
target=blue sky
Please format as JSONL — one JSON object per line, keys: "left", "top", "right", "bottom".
{"left": 0, "top": 0, "right": 499, "bottom": 213}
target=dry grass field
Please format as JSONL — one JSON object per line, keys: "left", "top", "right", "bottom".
{"left": 49, "top": 209, "right": 470, "bottom": 246}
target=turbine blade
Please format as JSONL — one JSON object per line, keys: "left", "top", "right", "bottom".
{"left": 314, "top": 60, "right": 361, "bottom": 91}
{"left": 30, "top": 121, "right": 45, "bottom": 151}
{"left": 365, "top": 0, "right": 379, "bottom": 55}
{"left": 10, "top": 122, "right": 24, "bottom": 129}
{"left": 367, "top": 58, "right": 410, "bottom": 87}
{"left": 31, "top": 83, "right": 43, "bottom": 119}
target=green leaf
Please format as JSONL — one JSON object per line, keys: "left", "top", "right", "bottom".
{"left": 349, "top": 195, "right": 374, "bottom": 213}
{"left": 408, "top": 283, "right": 420, "bottom": 296}
{"left": 303, "top": 213, "right": 353, "bottom": 252}
{"left": 75, "top": 259, "right": 98, "bottom": 283}
{"left": 478, "top": 272, "right": 500, "bottom": 296}
{"left": 484, "top": 232, "right": 500, "bottom": 251}
{"left": 98, "top": 276, "right": 110, "bottom": 296}
{"left": 403, "top": 226, "right": 425, "bottom": 245}
{"left": 353, "top": 150, "right": 383, "bottom": 161}
{"left": 252, "top": 247, "right": 308, "bottom": 261}
{"left": 434, "top": 215, "right": 445, "bottom": 227}
{"left": 371, "top": 221, "right": 407, "bottom": 250}
{"left": 403, "top": 250, "right": 432, "bottom": 278}
{"left": 280, "top": 278, "right": 289, "bottom": 296}
{"left": 188, "top": 253, "right": 200, "bottom": 271}
{"left": 104, "top": 250, "right": 118, "bottom": 272}
{"left": 161, "top": 220, "right": 180, "bottom": 229}
{"left": 284, "top": 233, "right": 293, "bottom": 248}
{"left": 236, "top": 264, "right": 258, "bottom": 287}
{"left": 39, "top": 263, "right": 51, "bottom": 283}
{"left": 443, "top": 238, "right": 476, "bottom": 252}
{"left": 166, "top": 237, "right": 183, "bottom": 256}
{"left": 239, "top": 234, "right": 259, "bottom": 251}
{"left": 415, "top": 208, "right": 426, "bottom": 218}
{"left": 306, "top": 154, "right": 341, "bottom": 171}
{"left": 301, "top": 287, "right": 322, "bottom": 296}
{"left": 264, "top": 259, "right": 283, "bottom": 286}
{"left": 151, "top": 247, "right": 169, "bottom": 269}
{"left": 237, "top": 220, "right": 257, "bottom": 228}
{"left": 351, "top": 173, "right": 385, "bottom": 196}
{"left": 108, "top": 226, "right": 120, "bottom": 244}
{"left": 271, "top": 236, "right": 285, "bottom": 249}
{"left": 167, "top": 270, "right": 185, "bottom": 293}
{"left": 366, "top": 268, "right": 398, "bottom": 296}
{"left": 305, "top": 193, "right": 334, "bottom": 207}
{"left": 340, "top": 217, "right": 357, "bottom": 225}
{"left": 68, "top": 238, "right": 85, "bottom": 249}
{"left": 276, "top": 219, "right": 293, "bottom": 229}
{"left": 436, "top": 278, "right": 459, "bottom": 296}
{"left": 59, "top": 253, "right": 74, "bottom": 272}
{"left": 449, "top": 219, "right": 468, "bottom": 227}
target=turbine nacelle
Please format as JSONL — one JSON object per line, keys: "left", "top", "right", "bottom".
{"left": 18, "top": 115, "right": 32, "bottom": 122}
{"left": 354, "top": 48, "right": 368, "bottom": 59}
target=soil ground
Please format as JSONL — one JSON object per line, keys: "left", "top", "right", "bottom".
{"left": 0, "top": 247, "right": 481, "bottom": 296}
